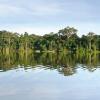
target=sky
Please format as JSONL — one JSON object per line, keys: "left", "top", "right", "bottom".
{"left": 0, "top": 0, "right": 100, "bottom": 36}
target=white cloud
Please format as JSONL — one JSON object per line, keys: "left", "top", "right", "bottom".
{"left": 0, "top": 2, "right": 64, "bottom": 17}
{"left": 0, "top": 25, "right": 60, "bottom": 35}
{"left": 0, "top": 4, "right": 22, "bottom": 16}
{"left": 0, "top": 0, "right": 100, "bottom": 36}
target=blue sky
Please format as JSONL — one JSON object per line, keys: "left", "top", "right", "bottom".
{"left": 0, "top": 0, "right": 100, "bottom": 36}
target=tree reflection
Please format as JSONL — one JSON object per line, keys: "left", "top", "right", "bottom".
{"left": 0, "top": 52, "right": 100, "bottom": 76}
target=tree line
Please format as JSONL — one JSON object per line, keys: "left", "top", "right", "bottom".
{"left": 0, "top": 26, "right": 100, "bottom": 53}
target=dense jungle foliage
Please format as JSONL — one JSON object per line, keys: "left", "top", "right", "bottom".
{"left": 0, "top": 26, "right": 100, "bottom": 53}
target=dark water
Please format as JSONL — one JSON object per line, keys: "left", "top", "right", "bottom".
{"left": 0, "top": 52, "right": 100, "bottom": 100}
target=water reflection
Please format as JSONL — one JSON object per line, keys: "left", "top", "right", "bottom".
{"left": 0, "top": 52, "right": 100, "bottom": 76}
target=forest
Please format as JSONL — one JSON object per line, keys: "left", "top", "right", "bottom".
{"left": 0, "top": 26, "right": 100, "bottom": 54}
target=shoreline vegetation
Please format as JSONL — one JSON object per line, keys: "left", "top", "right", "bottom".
{"left": 0, "top": 26, "right": 100, "bottom": 54}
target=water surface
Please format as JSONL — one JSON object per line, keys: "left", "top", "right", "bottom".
{"left": 0, "top": 52, "right": 100, "bottom": 100}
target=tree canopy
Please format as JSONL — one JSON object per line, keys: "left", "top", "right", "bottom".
{"left": 0, "top": 26, "right": 100, "bottom": 53}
